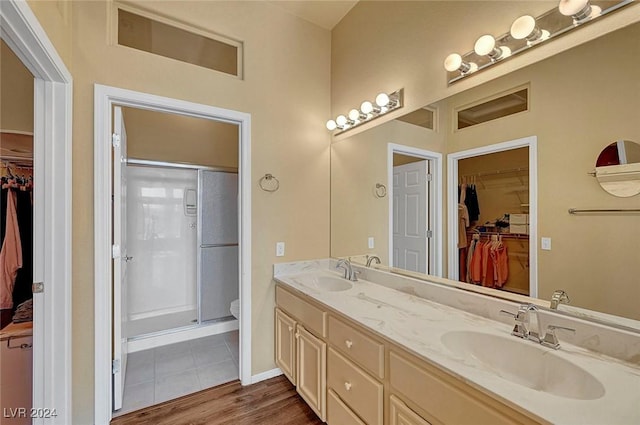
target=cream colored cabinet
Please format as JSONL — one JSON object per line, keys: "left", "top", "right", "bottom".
{"left": 296, "top": 325, "right": 327, "bottom": 421}
{"left": 328, "top": 389, "right": 366, "bottom": 425}
{"left": 275, "top": 307, "right": 297, "bottom": 385}
{"left": 390, "top": 395, "right": 432, "bottom": 425}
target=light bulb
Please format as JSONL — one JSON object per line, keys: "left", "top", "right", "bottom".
{"left": 336, "top": 115, "right": 347, "bottom": 127}
{"left": 559, "top": 0, "right": 589, "bottom": 16}
{"left": 375, "top": 93, "right": 390, "bottom": 107}
{"left": 474, "top": 35, "right": 496, "bottom": 56}
{"left": 326, "top": 120, "right": 337, "bottom": 131}
{"left": 511, "top": 15, "right": 535, "bottom": 39}
{"left": 511, "top": 16, "right": 551, "bottom": 44}
{"left": 559, "top": 0, "right": 597, "bottom": 21}
{"left": 348, "top": 109, "right": 360, "bottom": 121}
{"left": 444, "top": 53, "right": 463, "bottom": 72}
{"left": 361, "top": 101, "right": 374, "bottom": 115}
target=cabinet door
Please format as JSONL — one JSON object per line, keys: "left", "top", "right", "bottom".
{"left": 390, "top": 395, "right": 432, "bottom": 425}
{"left": 296, "top": 325, "right": 327, "bottom": 421}
{"left": 275, "top": 308, "right": 297, "bottom": 385}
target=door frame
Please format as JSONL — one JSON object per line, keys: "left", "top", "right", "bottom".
{"left": 446, "top": 136, "right": 538, "bottom": 297}
{"left": 0, "top": 1, "right": 73, "bottom": 424}
{"left": 387, "top": 143, "right": 443, "bottom": 277}
{"left": 93, "top": 84, "right": 252, "bottom": 423}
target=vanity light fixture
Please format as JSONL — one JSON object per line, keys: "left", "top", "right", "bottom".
{"left": 444, "top": 0, "right": 631, "bottom": 84}
{"left": 327, "top": 89, "right": 404, "bottom": 134}
{"left": 510, "top": 15, "right": 550, "bottom": 45}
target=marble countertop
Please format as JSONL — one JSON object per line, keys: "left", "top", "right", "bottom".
{"left": 274, "top": 260, "right": 640, "bottom": 425}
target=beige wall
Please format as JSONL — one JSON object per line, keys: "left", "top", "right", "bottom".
{"left": 31, "top": 1, "right": 331, "bottom": 423}
{"left": 332, "top": 22, "right": 640, "bottom": 321}
{"left": 27, "top": 0, "right": 73, "bottom": 67}
{"left": 331, "top": 2, "right": 640, "bottom": 139}
{"left": 1, "top": 40, "right": 34, "bottom": 133}
{"left": 123, "top": 107, "right": 239, "bottom": 168}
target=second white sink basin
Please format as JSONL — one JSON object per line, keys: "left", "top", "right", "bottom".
{"left": 295, "top": 274, "right": 353, "bottom": 292}
{"left": 441, "top": 331, "right": 605, "bottom": 400}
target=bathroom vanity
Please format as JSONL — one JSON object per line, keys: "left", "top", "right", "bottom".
{"left": 274, "top": 260, "right": 640, "bottom": 425}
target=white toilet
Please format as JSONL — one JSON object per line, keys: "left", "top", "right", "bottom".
{"left": 230, "top": 299, "right": 239, "bottom": 319}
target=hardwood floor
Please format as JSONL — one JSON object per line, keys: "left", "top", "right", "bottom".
{"left": 111, "top": 375, "right": 324, "bottom": 425}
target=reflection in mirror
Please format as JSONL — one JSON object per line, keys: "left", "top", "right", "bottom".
{"left": 594, "top": 140, "right": 640, "bottom": 197}
{"left": 456, "top": 147, "right": 531, "bottom": 296}
{"left": 331, "top": 21, "right": 640, "bottom": 325}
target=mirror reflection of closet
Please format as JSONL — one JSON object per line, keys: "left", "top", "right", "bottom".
{"left": 457, "top": 147, "right": 530, "bottom": 296}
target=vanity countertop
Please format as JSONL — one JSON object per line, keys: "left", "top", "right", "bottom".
{"left": 274, "top": 260, "right": 640, "bottom": 425}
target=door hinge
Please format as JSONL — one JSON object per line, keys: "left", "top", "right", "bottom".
{"left": 426, "top": 173, "right": 433, "bottom": 181}
{"left": 112, "top": 359, "right": 120, "bottom": 374}
{"left": 426, "top": 230, "right": 433, "bottom": 238}
{"left": 112, "top": 133, "right": 120, "bottom": 148}
{"left": 112, "top": 244, "right": 121, "bottom": 259}
{"left": 32, "top": 282, "right": 44, "bottom": 293}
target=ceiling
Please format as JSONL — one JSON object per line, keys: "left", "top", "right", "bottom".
{"left": 266, "top": 0, "right": 359, "bottom": 30}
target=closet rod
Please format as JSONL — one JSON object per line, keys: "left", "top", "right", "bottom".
{"left": 568, "top": 208, "right": 640, "bottom": 214}
{"left": 461, "top": 166, "right": 528, "bottom": 179}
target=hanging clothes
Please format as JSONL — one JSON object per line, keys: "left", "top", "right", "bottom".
{"left": 470, "top": 239, "right": 484, "bottom": 284}
{"left": 458, "top": 184, "right": 470, "bottom": 249}
{"left": 465, "top": 184, "right": 480, "bottom": 222}
{"left": 0, "top": 190, "right": 23, "bottom": 309}
{"left": 494, "top": 241, "right": 509, "bottom": 288}
{"left": 13, "top": 190, "right": 33, "bottom": 309}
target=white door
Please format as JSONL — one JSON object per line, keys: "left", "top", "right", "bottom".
{"left": 112, "top": 106, "right": 128, "bottom": 411}
{"left": 392, "top": 160, "right": 429, "bottom": 273}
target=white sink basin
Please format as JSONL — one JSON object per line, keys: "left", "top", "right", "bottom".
{"left": 295, "top": 274, "right": 353, "bottom": 292}
{"left": 441, "top": 331, "right": 605, "bottom": 400}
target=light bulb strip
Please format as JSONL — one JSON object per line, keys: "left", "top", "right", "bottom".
{"left": 444, "top": 0, "right": 632, "bottom": 85}
{"left": 327, "top": 89, "right": 404, "bottom": 134}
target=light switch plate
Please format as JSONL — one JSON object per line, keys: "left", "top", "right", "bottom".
{"left": 541, "top": 237, "right": 552, "bottom": 251}
{"left": 368, "top": 237, "right": 375, "bottom": 249}
{"left": 276, "top": 242, "right": 285, "bottom": 257}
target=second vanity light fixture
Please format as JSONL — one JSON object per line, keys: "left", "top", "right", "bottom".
{"left": 444, "top": 0, "right": 632, "bottom": 84}
{"left": 326, "top": 89, "right": 404, "bottom": 134}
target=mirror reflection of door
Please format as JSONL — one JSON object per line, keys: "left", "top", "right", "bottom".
{"left": 392, "top": 154, "right": 430, "bottom": 274}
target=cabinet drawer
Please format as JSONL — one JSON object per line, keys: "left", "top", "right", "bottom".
{"left": 276, "top": 285, "right": 326, "bottom": 337}
{"left": 327, "top": 389, "right": 366, "bottom": 425}
{"left": 328, "top": 315, "right": 384, "bottom": 379}
{"left": 328, "top": 348, "right": 383, "bottom": 425}
{"left": 390, "top": 395, "right": 432, "bottom": 425}
{"left": 390, "top": 351, "right": 537, "bottom": 425}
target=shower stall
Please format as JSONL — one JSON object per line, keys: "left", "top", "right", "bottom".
{"left": 124, "top": 162, "right": 239, "bottom": 343}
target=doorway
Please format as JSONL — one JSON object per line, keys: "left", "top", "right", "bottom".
{"left": 387, "top": 144, "right": 442, "bottom": 277}
{"left": 94, "top": 85, "right": 251, "bottom": 424}
{"left": 0, "top": 1, "right": 73, "bottom": 422}
{"left": 447, "top": 136, "right": 538, "bottom": 297}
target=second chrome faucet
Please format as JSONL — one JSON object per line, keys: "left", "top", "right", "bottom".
{"left": 500, "top": 303, "right": 575, "bottom": 349}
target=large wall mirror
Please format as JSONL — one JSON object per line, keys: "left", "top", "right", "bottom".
{"left": 331, "top": 22, "right": 640, "bottom": 324}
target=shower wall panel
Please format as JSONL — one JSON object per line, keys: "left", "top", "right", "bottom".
{"left": 126, "top": 166, "right": 198, "bottom": 322}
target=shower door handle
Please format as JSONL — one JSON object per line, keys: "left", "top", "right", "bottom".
{"left": 124, "top": 256, "right": 134, "bottom": 262}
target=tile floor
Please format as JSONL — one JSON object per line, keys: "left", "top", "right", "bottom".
{"left": 116, "top": 330, "right": 239, "bottom": 415}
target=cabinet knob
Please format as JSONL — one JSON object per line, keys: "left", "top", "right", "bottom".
{"left": 295, "top": 332, "right": 300, "bottom": 339}
{"left": 288, "top": 326, "right": 293, "bottom": 332}
{"left": 344, "top": 382, "right": 352, "bottom": 391}
{"left": 345, "top": 339, "right": 353, "bottom": 349}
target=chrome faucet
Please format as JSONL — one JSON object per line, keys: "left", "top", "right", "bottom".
{"left": 336, "top": 259, "right": 359, "bottom": 281}
{"left": 500, "top": 303, "right": 541, "bottom": 342}
{"left": 501, "top": 303, "right": 576, "bottom": 349}
{"left": 365, "top": 255, "right": 381, "bottom": 267}
{"left": 550, "top": 290, "right": 570, "bottom": 309}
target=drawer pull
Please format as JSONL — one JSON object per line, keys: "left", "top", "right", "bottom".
{"left": 344, "top": 381, "right": 352, "bottom": 391}
{"left": 345, "top": 339, "right": 353, "bottom": 349}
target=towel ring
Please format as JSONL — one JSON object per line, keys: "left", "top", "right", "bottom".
{"left": 375, "top": 183, "right": 387, "bottom": 198}
{"left": 259, "top": 173, "right": 280, "bottom": 192}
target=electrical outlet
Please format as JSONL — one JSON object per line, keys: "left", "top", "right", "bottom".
{"left": 368, "top": 237, "right": 375, "bottom": 249}
{"left": 541, "top": 237, "right": 552, "bottom": 251}
{"left": 276, "top": 242, "right": 285, "bottom": 257}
